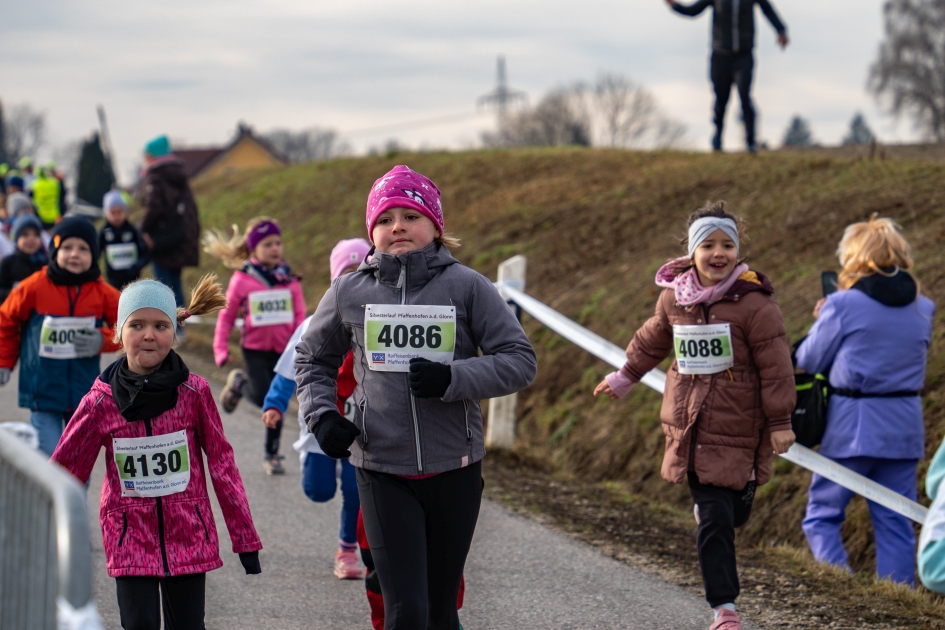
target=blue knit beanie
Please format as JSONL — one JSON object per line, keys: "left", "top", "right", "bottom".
{"left": 12, "top": 213, "right": 42, "bottom": 242}
{"left": 117, "top": 280, "right": 178, "bottom": 339}
{"left": 103, "top": 190, "right": 127, "bottom": 211}
{"left": 144, "top": 135, "right": 171, "bottom": 158}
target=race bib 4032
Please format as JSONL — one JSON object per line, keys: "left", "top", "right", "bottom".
{"left": 248, "top": 289, "right": 294, "bottom": 327}
{"left": 364, "top": 304, "right": 456, "bottom": 372}
{"left": 113, "top": 430, "right": 191, "bottom": 498}
{"left": 673, "top": 323, "right": 734, "bottom": 375}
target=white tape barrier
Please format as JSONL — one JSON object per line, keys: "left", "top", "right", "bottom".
{"left": 497, "top": 282, "right": 929, "bottom": 525}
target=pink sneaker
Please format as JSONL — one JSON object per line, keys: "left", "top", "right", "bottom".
{"left": 333, "top": 548, "right": 363, "bottom": 580}
{"left": 709, "top": 609, "right": 741, "bottom": 630}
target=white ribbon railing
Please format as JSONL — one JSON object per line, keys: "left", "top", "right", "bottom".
{"left": 497, "top": 282, "right": 929, "bottom": 525}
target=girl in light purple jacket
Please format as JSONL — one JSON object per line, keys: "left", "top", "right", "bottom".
{"left": 52, "top": 276, "right": 262, "bottom": 630}
{"left": 796, "top": 215, "right": 934, "bottom": 587}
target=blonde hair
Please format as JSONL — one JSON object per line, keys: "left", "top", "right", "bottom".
{"left": 837, "top": 214, "right": 915, "bottom": 290}
{"left": 203, "top": 216, "right": 278, "bottom": 269}
{"left": 113, "top": 274, "right": 228, "bottom": 344}
{"left": 435, "top": 232, "right": 461, "bottom": 250}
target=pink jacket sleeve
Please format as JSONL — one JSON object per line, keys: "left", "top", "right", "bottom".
{"left": 51, "top": 392, "right": 104, "bottom": 485}
{"left": 291, "top": 279, "right": 306, "bottom": 329}
{"left": 195, "top": 379, "right": 262, "bottom": 554}
{"left": 213, "top": 273, "right": 245, "bottom": 366}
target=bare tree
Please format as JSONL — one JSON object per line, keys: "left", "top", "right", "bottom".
{"left": 4, "top": 103, "right": 46, "bottom": 164}
{"left": 263, "top": 127, "right": 348, "bottom": 163}
{"left": 869, "top": 0, "right": 945, "bottom": 141}
{"left": 484, "top": 86, "right": 592, "bottom": 147}
{"left": 590, "top": 74, "right": 688, "bottom": 149}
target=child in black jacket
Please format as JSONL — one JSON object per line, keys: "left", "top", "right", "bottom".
{"left": 99, "top": 190, "right": 149, "bottom": 290}
{"left": 0, "top": 213, "right": 48, "bottom": 303}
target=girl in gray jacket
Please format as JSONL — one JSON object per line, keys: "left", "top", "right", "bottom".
{"left": 295, "top": 165, "right": 537, "bottom": 629}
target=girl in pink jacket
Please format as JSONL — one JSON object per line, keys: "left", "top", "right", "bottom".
{"left": 205, "top": 217, "right": 306, "bottom": 475}
{"left": 52, "top": 275, "right": 262, "bottom": 630}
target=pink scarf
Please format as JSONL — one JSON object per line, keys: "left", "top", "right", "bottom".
{"left": 655, "top": 257, "right": 748, "bottom": 307}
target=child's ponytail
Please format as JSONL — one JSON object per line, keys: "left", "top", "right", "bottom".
{"left": 202, "top": 217, "right": 278, "bottom": 269}
{"left": 178, "top": 274, "right": 228, "bottom": 327}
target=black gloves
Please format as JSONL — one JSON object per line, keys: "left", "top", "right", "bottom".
{"left": 408, "top": 358, "right": 452, "bottom": 399}
{"left": 309, "top": 410, "right": 361, "bottom": 459}
{"left": 239, "top": 551, "right": 261, "bottom": 575}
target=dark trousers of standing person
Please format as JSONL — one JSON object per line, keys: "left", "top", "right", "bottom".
{"left": 358, "top": 462, "right": 483, "bottom": 630}
{"left": 688, "top": 472, "right": 756, "bottom": 608}
{"left": 152, "top": 263, "right": 185, "bottom": 307}
{"left": 710, "top": 51, "right": 756, "bottom": 149}
{"left": 116, "top": 573, "right": 206, "bottom": 630}
{"left": 241, "top": 347, "right": 282, "bottom": 456}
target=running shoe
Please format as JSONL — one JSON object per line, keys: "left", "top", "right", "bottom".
{"left": 334, "top": 548, "right": 364, "bottom": 579}
{"left": 711, "top": 131, "right": 723, "bottom": 152}
{"left": 264, "top": 454, "right": 285, "bottom": 476}
{"left": 709, "top": 609, "right": 741, "bottom": 630}
{"left": 220, "top": 369, "right": 247, "bottom": 413}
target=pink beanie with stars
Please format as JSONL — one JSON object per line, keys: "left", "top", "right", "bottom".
{"left": 365, "top": 165, "right": 444, "bottom": 243}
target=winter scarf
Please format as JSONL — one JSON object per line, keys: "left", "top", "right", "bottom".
{"left": 106, "top": 350, "right": 190, "bottom": 422}
{"left": 245, "top": 258, "right": 294, "bottom": 287}
{"left": 655, "top": 257, "right": 749, "bottom": 307}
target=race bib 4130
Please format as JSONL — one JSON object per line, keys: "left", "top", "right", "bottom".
{"left": 114, "top": 430, "right": 191, "bottom": 498}
{"left": 673, "top": 323, "right": 734, "bottom": 375}
{"left": 364, "top": 304, "right": 456, "bottom": 372}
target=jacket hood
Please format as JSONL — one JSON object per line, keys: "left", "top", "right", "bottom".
{"left": 722, "top": 270, "right": 774, "bottom": 300}
{"left": 145, "top": 157, "right": 187, "bottom": 188}
{"left": 359, "top": 242, "right": 459, "bottom": 289}
{"left": 851, "top": 269, "right": 917, "bottom": 307}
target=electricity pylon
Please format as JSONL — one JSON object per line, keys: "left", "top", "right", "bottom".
{"left": 477, "top": 56, "right": 527, "bottom": 131}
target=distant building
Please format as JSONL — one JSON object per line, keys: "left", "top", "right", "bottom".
{"left": 175, "top": 123, "right": 287, "bottom": 182}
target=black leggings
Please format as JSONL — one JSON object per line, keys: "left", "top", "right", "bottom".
{"left": 710, "top": 51, "right": 755, "bottom": 146}
{"left": 357, "top": 462, "right": 482, "bottom": 630}
{"left": 241, "top": 347, "right": 282, "bottom": 456}
{"left": 115, "top": 573, "right": 205, "bottom": 630}
{"left": 687, "top": 472, "right": 756, "bottom": 608}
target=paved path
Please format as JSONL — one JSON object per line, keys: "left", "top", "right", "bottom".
{"left": 3, "top": 355, "right": 741, "bottom": 629}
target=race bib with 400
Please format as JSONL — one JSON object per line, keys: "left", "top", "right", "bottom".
{"left": 105, "top": 243, "right": 139, "bottom": 271}
{"left": 248, "top": 289, "right": 294, "bottom": 327}
{"left": 39, "top": 316, "right": 95, "bottom": 359}
{"left": 673, "top": 323, "right": 734, "bottom": 375}
{"left": 113, "top": 430, "right": 190, "bottom": 498}
{"left": 364, "top": 304, "right": 456, "bottom": 372}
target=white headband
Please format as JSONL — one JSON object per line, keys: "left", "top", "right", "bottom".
{"left": 688, "top": 217, "right": 739, "bottom": 257}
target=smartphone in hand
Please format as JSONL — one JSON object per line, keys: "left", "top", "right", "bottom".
{"left": 821, "top": 271, "right": 838, "bottom": 297}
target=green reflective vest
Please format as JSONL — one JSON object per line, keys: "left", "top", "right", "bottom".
{"left": 32, "top": 175, "right": 61, "bottom": 224}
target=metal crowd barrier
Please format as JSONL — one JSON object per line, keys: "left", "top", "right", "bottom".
{"left": 494, "top": 259, "right": 929, "bottom": 525}
{"left": 0, "top": 428, "right": 102, "bottom": 629}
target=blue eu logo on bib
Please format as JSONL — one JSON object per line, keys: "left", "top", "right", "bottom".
{"left": 124, "top": 481, "right": 134, "bottom": 490}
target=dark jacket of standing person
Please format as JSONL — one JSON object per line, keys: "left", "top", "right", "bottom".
{"left": 139, "top": 157, "right": 200, "bottom": 270}
{"left": 672, "top": 0, "right": 786, "bottom": 54}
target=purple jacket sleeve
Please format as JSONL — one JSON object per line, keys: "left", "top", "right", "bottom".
{"left": 213, "top": 273, "right": 244, "bottom": 366}
{"left": 795, "top": 297, "right": 844, "bottom": 376}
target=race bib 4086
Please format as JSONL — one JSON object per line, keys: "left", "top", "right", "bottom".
{"left": 364, "top": 304, "right": 456, "bottom": 372}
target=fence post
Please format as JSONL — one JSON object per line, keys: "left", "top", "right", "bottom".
{"left": 487, "top": 255, "right": 527, "bottom": 450}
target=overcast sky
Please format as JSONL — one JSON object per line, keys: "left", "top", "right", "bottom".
{"left": 0, "top": 0, "right": 916, "bottom": 182}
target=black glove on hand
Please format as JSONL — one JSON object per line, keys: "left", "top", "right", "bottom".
{"left": 408, "top": 357, "right": 452, "bottom": 399}
{"left": 239, "top": 551, "right": 261, "bottom": 575}
{"left": 309, "top": 410, "right": 361, "bottom": 459}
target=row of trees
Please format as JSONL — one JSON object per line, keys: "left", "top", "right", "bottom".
{"left": 782, "top": 113, "right": 877, "bottom": 148}
{"left": 0, "top": 101, "right": 46, "bottom": 166}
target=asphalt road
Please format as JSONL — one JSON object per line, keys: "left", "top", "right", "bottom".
{"left": 3, "top": 353, "right": 745, "bottom": 629}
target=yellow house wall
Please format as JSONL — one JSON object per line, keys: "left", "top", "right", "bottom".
{"left": 198, "top": 137, "right": 283, "bottom": 180}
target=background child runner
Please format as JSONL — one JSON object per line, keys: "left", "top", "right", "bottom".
{"left": 920, "top": 436, "right": 945, "bottom": 593}
{"left": 594, "top": 202, "right": 795, "bottom": 630}
{"left": 205, "top": 217, "right": 306, "bottom": 475}
{"left": 0, "top": 213, "right": 48, "bottom": 303}
{"left": 0, "top": 216, "right": 121, "bottom": 455}
{"left": 51, "top": 276, "right": 262, "bottom": 630}
{"left": 261, "top": 237, "right": 372, "bottom": 579}
{"left": 99, "top": 189, "right": 150, "bottom": 290}
{"left": 295, "top": 165, "right": 537, "bottom": 630}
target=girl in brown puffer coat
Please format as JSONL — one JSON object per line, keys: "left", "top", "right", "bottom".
{"left": 594, "top": 201, "right": 796, "bottom": 630}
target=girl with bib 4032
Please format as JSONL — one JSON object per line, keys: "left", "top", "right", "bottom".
{"left": 295, "top": 165, "right": 537, "bottom": 630}
{"left": 594, "top": 201, "right": 796, "bottom": 630}
{"left": 0, "top": 216, "right": 121, "bottom": 455}
{"left": 51, "top": 276, "right": 262, "bottom": 630}
{"left": 205, "top": 217, "right": 306, "bottom": 475}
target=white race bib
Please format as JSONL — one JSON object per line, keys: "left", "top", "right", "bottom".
{"left": 113, "top": 430, "right": 191, "bottom": 498}
{"left": 39, "top": 316, "right": 96, "bottom": 359}
{"left": 364, "top": 304, "right": 456, "bottom": 372}
{"left": 673, "top": 323, "right": 734, "bottom": 375}
{"left": 105, "top": 243, "right": 139, "bottom": 270}
{"left": 342, "top": 398, "right": 357, "bottom": 421}
{"left": 248, "top": 289, "right": 294, "bottom": 327}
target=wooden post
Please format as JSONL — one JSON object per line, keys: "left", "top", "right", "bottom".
{"left": 487, "top": 256, "right": 526, "bottom": 450}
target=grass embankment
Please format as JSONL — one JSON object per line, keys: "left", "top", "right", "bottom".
{"left": 185, "top": 148, "right": 945, "bottom": 625}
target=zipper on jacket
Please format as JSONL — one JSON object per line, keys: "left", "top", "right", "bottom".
{"left": 732, "top": 0, "right": 741, "bottom": 53}
{"left": 195, "top": 505, "right": 209, "bottom": 541}
{"left": 400, "top": 260, "right": 424, "bottom": 473}
{"left": 462, "top": 399, "right": 472, "bottom": 444}
{"left": 358, "top": 399, "right": 369, "bottom": 447}
{"left": 118, "top": 513, "right": 128, "bottom": 547}
{"left": 145, "top": 418, "right": 172, "bottom": 577}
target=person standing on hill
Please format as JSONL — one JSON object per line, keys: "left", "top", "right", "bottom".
{"left": 139, "top": 135, "right": 200, "bottom": 314}
{"left": 795, "top": 216, "right": 933, "bottom": 587}
{"left": 665, "top": 0, "right": 789, "bottom": 153}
